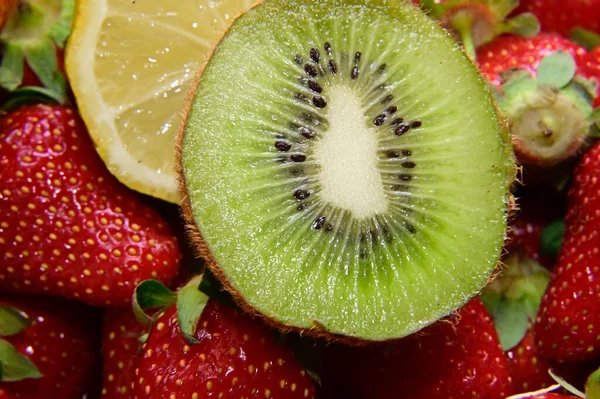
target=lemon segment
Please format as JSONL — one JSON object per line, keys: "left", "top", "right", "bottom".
{"left": 66, "top": 0, "right": 256, "bottom": 203}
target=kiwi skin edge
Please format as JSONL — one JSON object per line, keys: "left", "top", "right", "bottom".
{"left": 175, "top": 0, "right": 518, "bottom": 345}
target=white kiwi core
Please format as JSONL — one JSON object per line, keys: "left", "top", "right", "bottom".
{"left": 314, "top": 85, "right": 388, "bottom": 219}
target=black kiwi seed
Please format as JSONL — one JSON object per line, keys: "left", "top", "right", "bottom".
{"left": 308, "top": 80, "right": 323, "bottom": 93}
{"left": 385, "top": 106, "right": 398, "bottom": 115}
{"left": 373, "top": 114, "right": 387, "bottom": 126}
{"left": 325, "top": 223, "right": 333, "bottom": 232}
{"left": 378, "top": 63, "right": 387, "bottom": 73}
{"left": 294, "top": 55, "right": 304, "bottom": 65}
{"left": 313, "top": 96, "right": 327, "bottom": 108}
{"left": 386, "top": 150, "right": 399, "bottom": 158}
{"left": 304, "top": 63, "right": 318, "bottom": 77}
{"left": 410, "top": 121, "right": 422, "bottom": 128}
{"left": 297, "top": 203, "right": 306, "bottom": 211}
{"left": 395, "top": 124, "right": 410, "bottom": 136}
{"left": 354, "top": 51, "right": 361, "bottom": 63}
{"left": 351, "top": 66, "right": 359, "bottom": 80}
{"left": 399, "top": 174, "right": 412, "bottom": 182}
{"left": 294, "top": 189, "right": 310, "bottom": 200}
{"left": 275, "top": 141, "right": 292, "bottom": 152}
{"left": 299, "top": 127, "right": 316, "bottom": 139}
{"left": 404, "top": 222, "right": 417, "bottom": 234}
{"left": 291, "top": 154, "right": 307, "bottom": 162}
{"left": 402, "top": 149, "right": 412, "bottom": 156}
{"left": 295, "top": 93, "right": 308, "bottom": 102}
{"left": 391, "top": 118, "right": 404, "bottom": 126}
{"left": 381, "top": 94, "right": 393, "bottom": 104}
{"left": 310, "top": 48, "right": 320, "bottom": 63}
{"left": 328, "top": 60, "right": 338, "bottom": 74}
{"left": 313, "top": 216, "right": 326, "bottom": 230}
{"left": 402, "top": 161, "right": 416, "bottom": 168}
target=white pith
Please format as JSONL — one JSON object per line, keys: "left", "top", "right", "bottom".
{"left": 314, "top": 85, "right": 388, "bottom": 219}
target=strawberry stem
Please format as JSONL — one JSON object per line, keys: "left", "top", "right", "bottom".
{"left": 452, "top": 14, "right": 476, "bottom": 60}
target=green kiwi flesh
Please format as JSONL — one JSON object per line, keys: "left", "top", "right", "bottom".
{"left": 180, "top": 0, "right": 514, "bottom": 340}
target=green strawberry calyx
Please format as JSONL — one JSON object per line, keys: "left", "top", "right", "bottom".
{"left": 418, "top": 0, "right": 539, "bottom": 59}
{"left": 0, "top": 0, "right": 74, "bottom": 102}
{"left": 0, "top": 305, "right": 42, "bottom": 382}
{"left": 133, "top": 275, "right": 209, "bottom": 344}
{"left": 480, "top": 252, "right": 550, "bottom": 351}
{"left": 494, "top": 51, "right": 599, "bottom": 167}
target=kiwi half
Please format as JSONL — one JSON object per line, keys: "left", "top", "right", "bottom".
{"left": 179, "top": 0, "right": 515, "bottom": 341}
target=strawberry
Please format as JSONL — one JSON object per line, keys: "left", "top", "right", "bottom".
{"left": 321, "top": 298, "right": 513, "bottom": 399}
{"left": 506, "top": 329, "right": 555, "bottom": 392}
{"left": 476, "top": 34, "right": 599, "bottom": 167}
{"left": 514, "top": 0, "right": 600, "bottom": 37}
{"left": 132, "top": 298, "right": 316, "bottom": 399}
{"left": 0, "top": 104, "right": 181, "bottom": 306}
{"left": 535, "top": 142, "right": 600, "bottom": 363}
{"left": 101, "top": 307, "right": 147, "bottom": 399}
{"left": 0, "top": 293, "right": 99, "bottom": 398}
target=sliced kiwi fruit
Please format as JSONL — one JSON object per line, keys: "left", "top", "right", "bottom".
{"left": 179, "top": 0, "right": 515, "bottom": 341}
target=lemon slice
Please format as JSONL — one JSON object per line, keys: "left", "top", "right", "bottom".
{"left": 66, "top": 0, "right": 256, "bottom": 203}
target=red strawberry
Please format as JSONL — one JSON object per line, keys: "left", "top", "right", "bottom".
{"left": 506, "top": 329, "right": 555, "bottom": 392}
{"left": 476, "top": 34, "right": 598, "bottom": 167}
{"left": 321, "top": 298, "right": 513, "bottom": 399}
{"left": 133, "top": 300, "right": 316, "bottom": 399}
{"left": 477, "top": 34, "right": 591, "bottom": 88}
{"left": 0, "top": 0, "right": 17, "bottom": 31}
{"left": 0, "top": 293, "right": 99, "bottom": 398}
{"left": 514, "top": 0, "right": 600, "bottom": 37}
{"left": 535, "top": 142, "right": 600, "bottom": 363}
{"left": 101, "top": 307, "right": 147, "bottom": 399}
{"left": 0, "top": 104, "right": 181, "bottom": 306}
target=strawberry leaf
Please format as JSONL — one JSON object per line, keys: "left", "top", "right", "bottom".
{"left": 493, "top": 300, "right": 529, "bottom": 350}
{"left": 587, "top": 367, "right": 600, "bottom": 399}
{"left": 0, "top": 306, "right": 31, "bottom": 337}
{"left": 0, "top": 339, "right": 42, "bottom": 381}
{"left": 0, "top": 42, "right": 25, "bottom": 91}
{"left": 571, "top": 28, "right": 600, "bottom": 51}
{"left": 48, "top": 0, "right": 75, "bottom": 48}
{"left": 176, "top": 275, "right": 209, "bottom": 344}
{"left": 540, "top": 219, "right": 565, "bottom": 258}
{"left": 502, "top": 13, "right": 540, "bottom": 38}
{"left": 23, "top": 38, "right": 67, "bottom": 103}
{"left": 549, "top": 369, "right": 586, "bottom": 398}
{"left": 536, "top": 51, "right": 577, "bottom": 89}
{"left": 132, "top": 280, "right": 176, "bottom": 325}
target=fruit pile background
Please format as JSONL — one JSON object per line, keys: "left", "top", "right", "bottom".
{"left": 0, "top": 0, "right": 600, "bottom": 398}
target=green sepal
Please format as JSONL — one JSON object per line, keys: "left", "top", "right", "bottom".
{"left": 49, "top": 0, "right": 75, "bottom": 48}
{"left": 176, "top": 275, "right": 209, "bottom": 344}
{"left": 0, "top": 42, "right": 25, "bottom": 91}
{"left": 571, "top": 28, "right": 600, "bottom": 51}
{"left": 586, "top": 367, "right": 600, "bottom": 399}
{"left": 132, "top": 280, "right": 176, "bottom": 325}
{"left": 500, "top": 12, "right": 540, "bottom": 38}
{"left": 481, "top": 255, "right": 550, "bottom": 350}
{"left": 2, "top": 86, "right": 63, "bottom": 112}
{"left": 488, "top": 0, "right": 520, "bottom": 17}
{"left": 493, "top": 301, "right": 529, "bottom": 350}
{"left": 540, "top": 219, "right": 565, "bottom": 258}
{"left": 537, "top": 52, "right": 577, "bottom": 89}
{"left": 0, "top": 306, "right": 31, "bottom": 337}
{"left": 0, "top": 339, "right": 42, "bottom": 381}
{"left": 549, "top": 369, "right": 586, "bottom": 398}
{"left": 198, "top": 269, "right": 236, "bottom": 308}
{"left": 590, "top": 107, "right": 600, "bottom": 124}
{"left": 498, "top": 69, "right": 537, "bottom": 104}
{"left": 23, "top": 38, "right": 67, "bottom": 103}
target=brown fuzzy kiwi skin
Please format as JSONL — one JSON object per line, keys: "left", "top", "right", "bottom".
{"left": 175, "top": 0, "right": 518, "bottom": 345}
